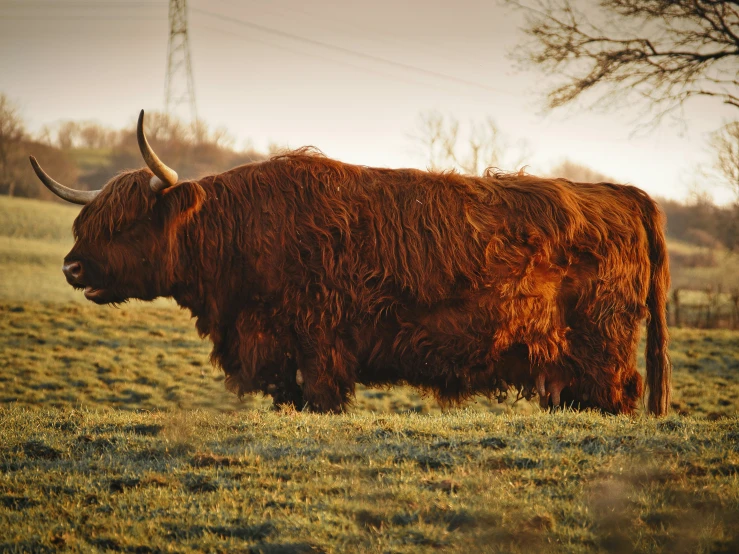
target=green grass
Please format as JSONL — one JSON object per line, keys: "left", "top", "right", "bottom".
{"left": 1, "top": 407, "right": 737, "bottom": 553}
{"left": 1, "top": 195, "right": 739, "bottom": 552}
{"left": 0, "top": 195, "right": 79, "bottom": 303}
{"left": 69, "top": 147, "right": 114, "bottom": 171}
{"left": 0, "top": 195, "right": 80, "bottom": 242}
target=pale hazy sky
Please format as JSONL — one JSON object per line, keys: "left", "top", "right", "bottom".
{"left": 1, "top": 0, "right": 736, "bottom": 203}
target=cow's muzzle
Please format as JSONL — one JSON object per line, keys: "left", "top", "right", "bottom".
{"left": 62, "top": 261, "right": 84, "bottom": 286}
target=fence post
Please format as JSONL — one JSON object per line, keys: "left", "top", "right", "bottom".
{"left": 672, "top": 288, "right": 681, "bottom": 328}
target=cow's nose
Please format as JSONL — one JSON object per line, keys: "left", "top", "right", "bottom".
{"left": 62, "top": 261, "right": 83, "bottom": 283}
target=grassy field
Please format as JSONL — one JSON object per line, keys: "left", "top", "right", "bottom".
{"left": 0, "top": 195, "right": 80, "bottom": 303}
{"left": 2, "top": 406, "right": 738, "bottom": 553}
{"left": 1, "top": 195, "right": 739, "bottom": 552}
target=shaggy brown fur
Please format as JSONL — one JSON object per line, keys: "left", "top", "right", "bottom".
{"left": 62, "top": 148, "right": 671, "bottom": 414}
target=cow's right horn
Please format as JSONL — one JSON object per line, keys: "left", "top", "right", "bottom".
{"left": 29, "top": 156, "right": 100, "bottom": 205}
{"left": 136, "top": 109, "right": 179, "bottom": 193}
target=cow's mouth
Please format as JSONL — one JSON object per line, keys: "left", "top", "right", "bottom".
{"left": 83, "top": 286, "right": 109, "bottom": 302}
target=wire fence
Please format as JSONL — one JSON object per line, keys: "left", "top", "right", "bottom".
{"left": 669, "top": 287, "right": 739, "bottom": 329}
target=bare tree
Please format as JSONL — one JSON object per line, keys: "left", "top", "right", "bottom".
{"left": 710, "top": 121, "right": 739, "bottom": 247}
{"left": 413, "top": 111, "right": 530, "bottom": 176}
{"left": 77, "top": 122, "right": 119, "bottom": 150}
{"left": 0, "top": 94, "right": 26, "bottom": 197}
{"left": 712, "top": 120, "right": 739, "bottom": 198}
{"left": 209, "top": 126, "right": 235, "bottom": 150}
{"left": 55, "top": 121, "right": 80, "bottom": 150}
{"left": 507, "top": 0, "right": 739, "bottom": 120}
{"left": 40, "top": 120, "right": 120, "bottom": 150}
{"left": 548, "top": 159, "right": 616, "bottom": 182}
{"left": 193, "top": 119, "right": 235, "bottom": 149}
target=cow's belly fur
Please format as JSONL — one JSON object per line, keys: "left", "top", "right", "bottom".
{"left": 217, "top": 269, "right": 645, "bottom": 414}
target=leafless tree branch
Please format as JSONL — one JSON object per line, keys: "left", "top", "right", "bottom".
{"left": 0, "top": 94, "right": 27, "bottom": 197}
{"left": 507, "top": 0, "right": 739, "bottom": 120}
{"left": 712, "top": 120, "right": 739, "bottom": 199}
{"left": 411, "top": 111, "right": 530, "bottom": 176}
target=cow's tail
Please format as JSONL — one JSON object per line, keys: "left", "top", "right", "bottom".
{"left": 631, "top": 187, "right": 671, "bottom": 416}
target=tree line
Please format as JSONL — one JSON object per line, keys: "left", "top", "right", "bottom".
{"left": 0, "top": 93, "right": 265, "bottom": 201}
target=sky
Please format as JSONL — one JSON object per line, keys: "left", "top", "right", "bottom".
{"left": 0, "top": 0, "right": 736, "bottom": 203}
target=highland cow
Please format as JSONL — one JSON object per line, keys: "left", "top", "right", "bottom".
{"left": 30, "top": 110, "right": 671, "bottom": 415}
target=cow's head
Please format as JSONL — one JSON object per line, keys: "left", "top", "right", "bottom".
{"left": 30, "top": 110, "right": 204, "bottom": 304}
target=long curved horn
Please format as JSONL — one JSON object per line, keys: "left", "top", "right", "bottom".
{"left": 29, "top": 156, "right": 100, "bottom": 205}
{"left": 136, "top": 109, "right": 178, "bottom": 192}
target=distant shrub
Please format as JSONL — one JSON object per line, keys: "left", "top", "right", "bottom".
{"left": 669, "top": 250, "right": 717, "bottom": 269}
{"left": 684, "top": 228, "right": 722, "bottom": 249}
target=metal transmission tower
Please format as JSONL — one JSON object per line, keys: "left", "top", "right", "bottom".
{"left": 164, "top": 0, "right": 198, "bottom": 124}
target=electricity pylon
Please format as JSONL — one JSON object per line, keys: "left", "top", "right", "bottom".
{"left": 164, "top": 0, "right": 198, "bottom": 124}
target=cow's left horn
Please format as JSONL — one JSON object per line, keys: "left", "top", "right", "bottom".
{"left": 29, "top": 156, "right": 100, "bottom": 205}
{"left": 136, "top": 109, "right": 179, "bottom": 192}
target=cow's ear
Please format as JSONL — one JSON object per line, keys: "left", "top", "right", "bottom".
{"left": 159, "top": 181, "right": 206, "bottom": 229}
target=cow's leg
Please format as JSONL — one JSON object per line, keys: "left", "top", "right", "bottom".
{"left": 561, "top": 319, "right": 644, "bottom": 415}
{"left": 568, "top": 365, "right": 643, "bottom": 414}
{"left": 268, "top": 377, "right": 304, "bottom": 410}
{"left": 216, "top": 310, "right": 303, "bottom": 408}
{"left": 296, "top": 338, "right": 357, "bottom": 413}
{"left": 265, "top": 356, "right": 305, "bottom": 410}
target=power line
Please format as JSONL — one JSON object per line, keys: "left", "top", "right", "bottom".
{"left": 0, "top": 15, "right": 162, "bottom": 20}
{"left": 197, "top": 23, "right": 471, "bottom": 96}
{"left": 0, "top": 0, "right": 166, "bottom": 17}
{"left": 213, "top": 0, "right": 446, "bottom": 54}
{"left": 0, "top": 1, "right": 166, "bottom": 5}
{"left": 191, "top": 7, "right": 508, "bottom": 95}
{"left": 2, "top": 0, "right": 510, "bottom": 97}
